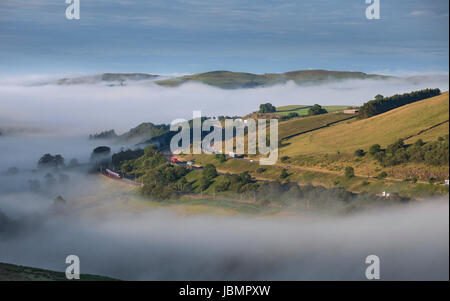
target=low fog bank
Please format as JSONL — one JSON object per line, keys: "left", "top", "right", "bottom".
{"left": 0, "top": 74, "right": 448, "bottom": 135}
{"left": 0, "top": 74, "right": 448, "bottom": 280}
{"left": 0, "top": 136, "right": 448, "bottom": 280}
{"left": 0, "top": 136, "right": 123, "bottom": 172}
{"left": 0, "top": 192, "right": 448, "bottom": 280}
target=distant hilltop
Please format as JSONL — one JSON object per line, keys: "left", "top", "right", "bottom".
{"left": 154, "top": 70, "right": 392, "bottom": 89}
{"left": 57, "top": 73, "right": 159, "bottom": 86}
{"left": 56, "top": 69, "right": 394, "bottom": 89}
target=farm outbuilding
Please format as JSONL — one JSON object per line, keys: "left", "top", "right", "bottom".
{"left": 343, "top": 109, "right": 359, "bottom": 114}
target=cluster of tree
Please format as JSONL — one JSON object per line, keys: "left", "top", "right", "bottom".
{"left": 358, "top": 88, "right": 441, "bottom": 118}
{"left": 89, "top": 129, "right": 118, "bottom": 140}
{"left": 4, "top": 167, "right": 19, "bottom": 176}
{"left": 119, "top": 145, "right": 166, "bottom": 177}
{"left": 36, "top": 154, "right": 80, "bottom": 172}
{"left": 308, "top": 104, "right": 328, "bottom": 116}
{"left": 279, "top": 112, "right": 299, "bottom": 121}
{"left": 254, "top": 181, "right": 409, "bottom": 208}
{"left": 259, "top": 103, "right": 276, "bottom": 114}
{"left": 141, "top": 163, "right": 192, "bottom": 199}
{"left": 38, "top": 154, "right": 65, "bottom": 169}
{"left": 112, "top": 148, "right": 144, "bottom": 169}
{"left": 27, "top": 172, "right": 70, "bottom": 193}
{"left": 197, "top": 164, "right": 218, "bottom": 190}
{"left": 368, "top": 136, "right": 449, "bottom": 167}
{"left": 214, "top": 171, "right": 253, "bottom": 193}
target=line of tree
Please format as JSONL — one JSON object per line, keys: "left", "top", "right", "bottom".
{"left": 368, "top": 135, "right": 449, "bottom": 167}
{"left": 358, "top": 88, "right": 441, "bottom": 118}
{"left": 89, "top": 129, "right": 117, "bottom": 140}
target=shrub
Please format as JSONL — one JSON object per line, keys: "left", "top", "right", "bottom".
{"left": 344, "top": 166, "right": 355, "bottom": 179}
{"left": 215, "top": 154, "right": 227, "bottom": 163}
{"left": 280, "top": 168, "right": 289, "bottom": 179}
{"left": 308, "top": 104, "right": 328, "bottom": 116}
{"left": 198, "top": 176, "right": 211, "bottom": 190}
{"left": 203, "top": 164, "right": 218, "bottom": 180}
{"left": 354, "top": 149, "right": 365, "bottom": 157}
{"left": 256, "top": 167, "right": 266, "bottom": 173}
{"left": 280, "top": 156, "right": 290, "bottom": 163}
{"left": 375, "top": 172, "right": 387, "bottom": 179}
{"left": 259, "top": 103, "right": 276, "bottom": 113}
{"left": 369, "top": 144, "right": 381, "bottom": 156}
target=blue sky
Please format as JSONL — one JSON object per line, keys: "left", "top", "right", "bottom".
{"left": 0, "top": 0, "right": 448, "bottom": 75}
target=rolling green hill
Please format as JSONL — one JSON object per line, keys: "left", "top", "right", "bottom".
{"left": 57, "top": 73, "right": 158, "bottom": 85}
{"left": 281, "top": 92, "right": 449, "bottom": 156}
{"left": 0, "top": 262, "right": 117, "bottom": 281}
{"left": 155, "top": 70, "right": 391, "bottom": 89}
{"left": 117, "top": 122, "right": 170, "bottom": 144}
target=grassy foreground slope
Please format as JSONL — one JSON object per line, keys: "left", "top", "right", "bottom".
{"left": 282, "top": 92, "right": 449, "bottom": 156}
{"left": 0, "top": 262, "right": 117, "bottom": 281}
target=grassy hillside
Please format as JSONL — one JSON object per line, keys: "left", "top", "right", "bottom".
{"left": 281, "top": 92, "right": 449, "bottom": 156}
{"left": 0, "top": 262, "right": 117, "bottom": 281}
{"left": 278, "top": 112, "right": 354, "bottom": 140}
{"left": 155, "top": 70, "right": 390, "bottom": 89}
{"left": 117, "top": 122, "right": 169, "bottom": 144}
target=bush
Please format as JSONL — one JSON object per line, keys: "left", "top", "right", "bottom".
{"left": 38, "top": 154, "right": 65, "bottom": 169}
{"left": 203, "top": 164, "right": 217, "bottom": 180}
{"left": 375, "top": 172, "right": 388, "bottom": 180}
{"left": 280, "top": 112, "right": 299, "bottom": 121}
{"left": 256, "top": 167, "right": 266, "bottom": 173}
{"left": 354, "top": 149, "right": 365, "bottom": 157}
{"left": 198, "top": 176, "right": 211, "bottom": 190}
{"left": 215, "top": 154, "right": 227, "bottom": 163}
{"left": 259, "top": 103, "right": 276, "bottom": 114}
{"left": 308, "top": 104, "right": 328, "bottom": 116}
{"left": 280, "top": 156, "right": 290, "bottom": 163}
{"left": 369, "top": 144, "right": 381, "bottom": 156}
{"left": 344, "top": 166, "right": 355, "bottom": 179}
{"left": 280, "top": 168, "right": 289, "bottom": 179}
{"left": 215, "top": 177, "right": 231, "bottom": 192}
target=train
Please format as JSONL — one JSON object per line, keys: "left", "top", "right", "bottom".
{"left": 105, "top": 168, "right": 121, "bottom": 179}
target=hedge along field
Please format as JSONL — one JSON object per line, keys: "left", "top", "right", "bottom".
{"left": 358, "top": 88, "right": 441, "bottom": 118}
{"left": 276, "top": 105, "right": 350, "bottom": 116}
{"left": 280, "top": 92, "right": 449, "bottom": 156}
